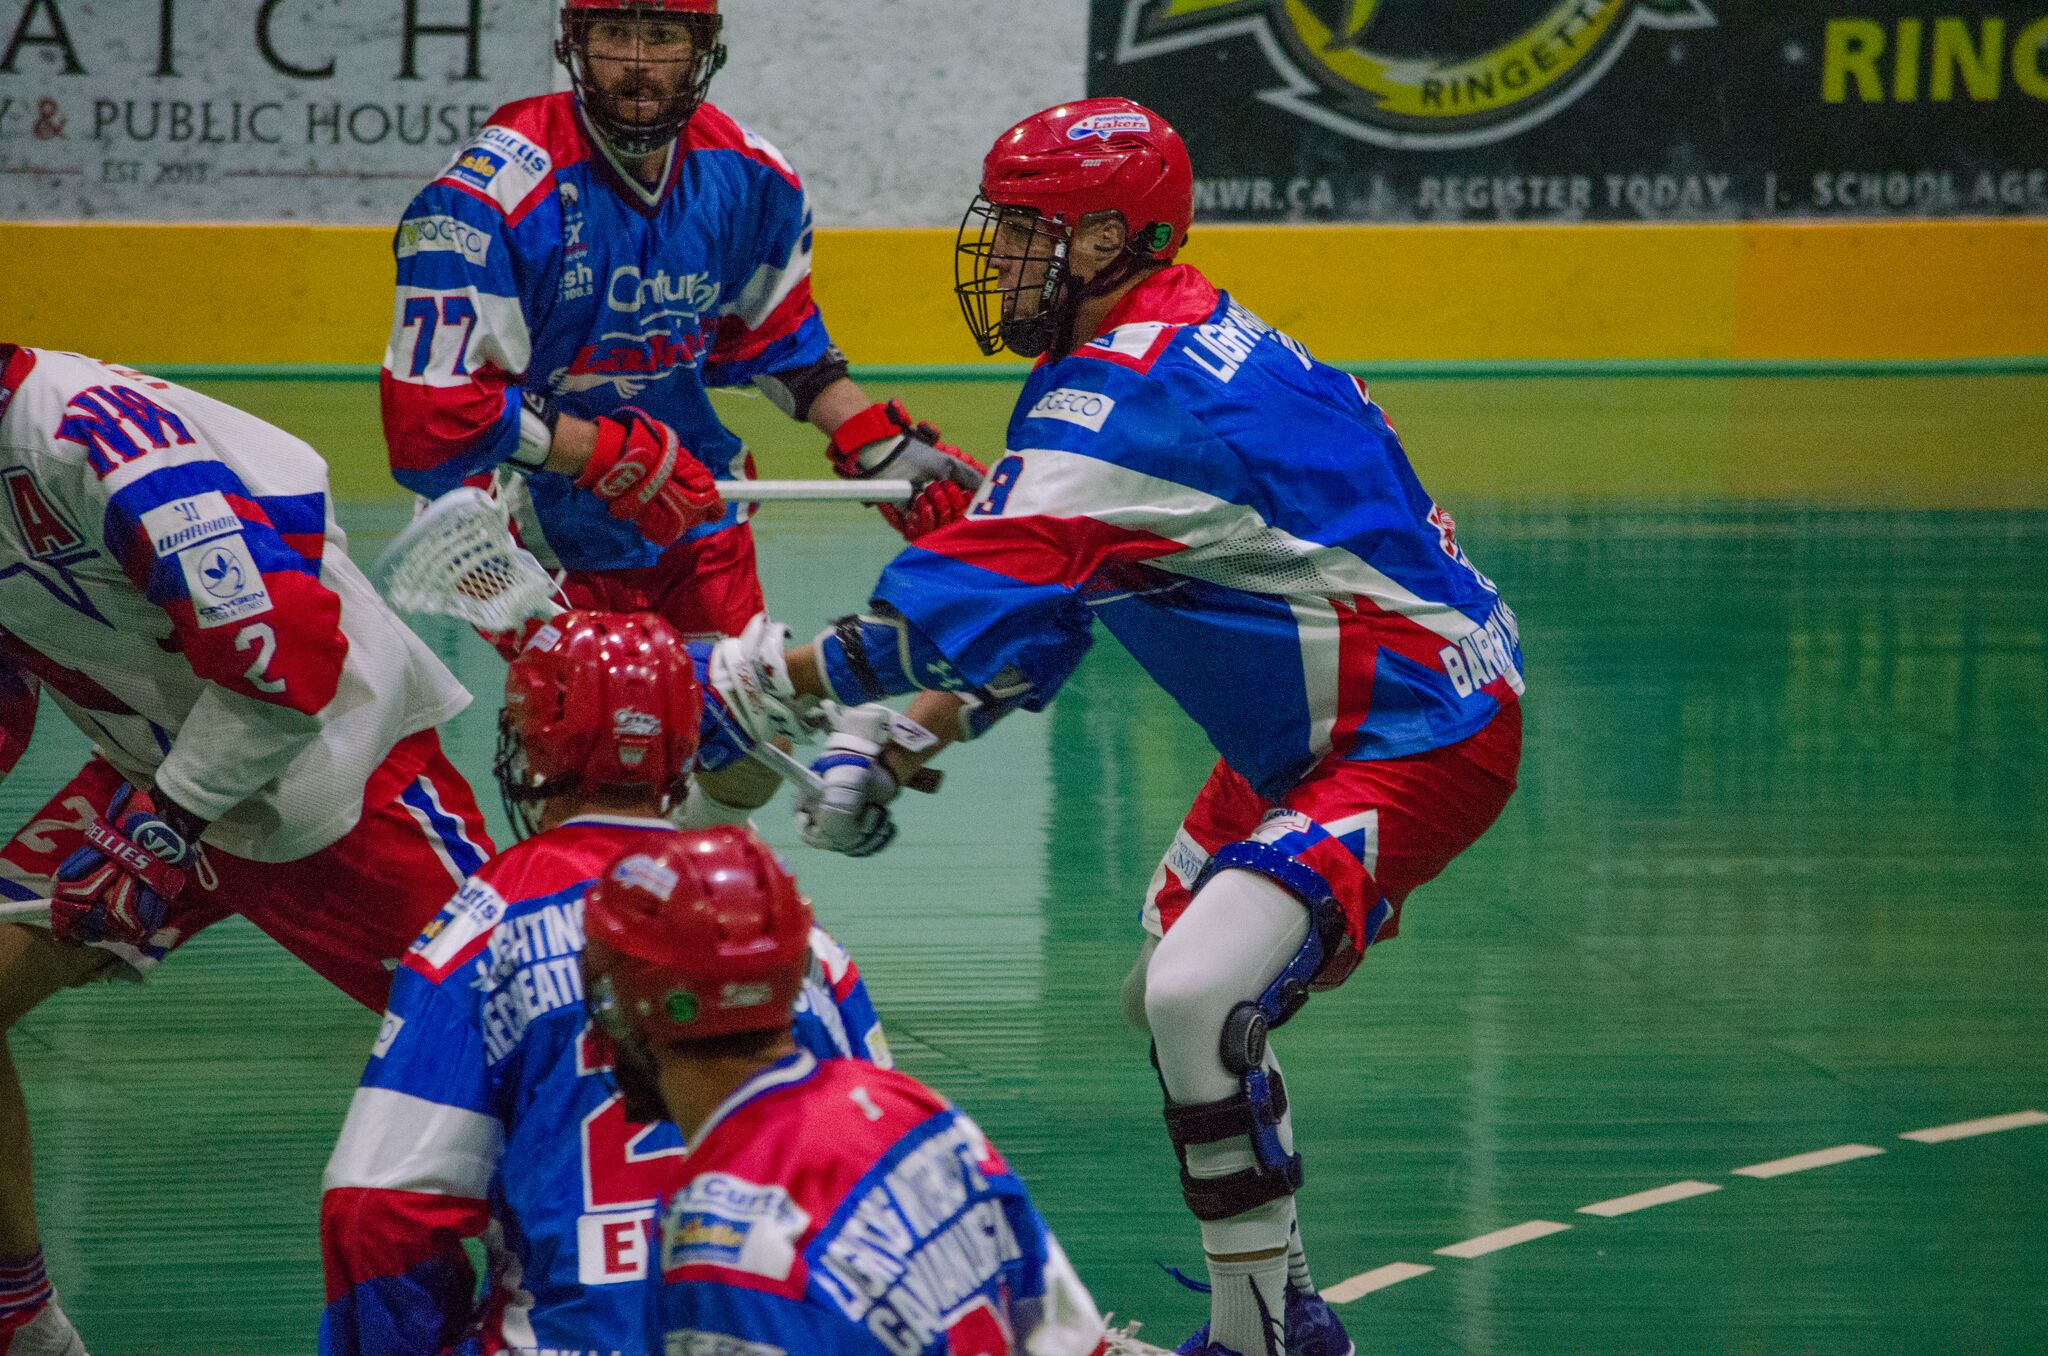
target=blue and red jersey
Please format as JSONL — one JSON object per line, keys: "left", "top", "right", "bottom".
{"left": 649, "top": 1055, "right": 1106, "bottom": 1356}
{"left": 821, "top": 265, "right": 1524, "bottom": 801}
{"left": 318, "top": 816, "right": 888, "bottom": 1356}
{"left": 382, "top": 93, "right": 834, "bottom": 571}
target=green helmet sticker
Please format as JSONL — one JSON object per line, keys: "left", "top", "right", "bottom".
{"left": 1145, "top": 222, "right": 1174, "bottom": 254}
{"left": 664, "top": 988, "right": 700, "bottom": 1024}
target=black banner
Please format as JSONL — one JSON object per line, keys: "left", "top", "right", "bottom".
{"left": 1087, "top": 1, "right": 2048, "bottom": 221}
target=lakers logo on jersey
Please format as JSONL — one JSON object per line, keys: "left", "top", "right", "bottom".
{"left": 1115, "top": 0, "right": 1715, "bottom": 149}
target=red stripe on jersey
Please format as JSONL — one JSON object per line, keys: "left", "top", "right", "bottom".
{"left": 168, "top": 567, "right": 348, "bottom": 715}
{"left": 320, "top": 1186, "right": 489, "bottom": 1299}
{"left": 917, "top": 513, "right": 1184, "bottom": 590}
{"left": 683, "top": 104, "right": 802, "bottom": 190}
{"left": 381, "top": 371, "right": 512, "bottom": 476}
{"left": 0, "top": 346, "right": 35, "bottom": 421}
{"left": 710, "top": 278, "right": 816, "bottom": 366}
{"left": 1068, "top": 326, "right": 1182, "bottom": 375}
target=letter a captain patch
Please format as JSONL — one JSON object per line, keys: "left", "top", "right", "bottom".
{"left": 1, "top": 468, "right": 84, "bottom": 559}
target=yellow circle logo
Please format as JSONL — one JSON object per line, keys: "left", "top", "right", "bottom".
{"left": 1117, "top": 0, "right": 1717, "bottom": 149}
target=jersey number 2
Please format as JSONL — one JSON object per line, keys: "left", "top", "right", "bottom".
{"left": 577, "top": 1026, "right": 684, "bottom": 1211}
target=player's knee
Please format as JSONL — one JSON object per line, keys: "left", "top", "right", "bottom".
{"left": 1142, "top": 940, "right": 1238, "bottom": 1056}
{"left": 0, "top": 927, "right": 104, "bottom": 1029}
{"left": 1119, "top": 936, "right": 1158, "bottom": 1031}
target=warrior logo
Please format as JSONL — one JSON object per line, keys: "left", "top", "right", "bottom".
{"left": 1114, "top": 0, "right": 1716, "bottom": 150}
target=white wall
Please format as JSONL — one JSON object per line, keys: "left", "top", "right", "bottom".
{"left": 713, "top": 0, "right": 1090, "bottom": 227}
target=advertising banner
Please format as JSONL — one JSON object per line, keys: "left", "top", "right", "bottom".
{"left": 0, "top": 0, "right": 554, "bottom": 221}
{"left": 1089, "top": 1, "right": 2048, "bottom": 221}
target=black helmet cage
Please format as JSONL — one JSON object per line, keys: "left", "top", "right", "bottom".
{"left": 557, "top": 5, "right": 727, "bottom": 156}
{"left": 956, "top": 196, "right": 1073, "bottom": 359}
{"left": 492, "top": 709, "right": 554, "bottom": 842}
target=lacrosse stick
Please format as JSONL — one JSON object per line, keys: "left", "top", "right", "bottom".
{"left": 0, "top": 899, "right": 50, "bottom": 927}
{"left": 373, "top": 486, "right": 564, "bottom": 635}
{"left": 373, "top": 487, "right": 830, "bottom": 800}
{"left": 735, "top": 480, "right": 916, "bottom": 504}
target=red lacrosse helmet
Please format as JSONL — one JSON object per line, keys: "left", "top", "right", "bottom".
{"left": 582, "top": 827, "right": 815, "bottom": 1050}
{"left": 557, "top": 0, "right": 726, "bottom": 156}
{"left": 493, "top": 610, "right": 702, "bottom": 838}
{"left": 957, "top": 98, "right": 1194, "bottom": 358}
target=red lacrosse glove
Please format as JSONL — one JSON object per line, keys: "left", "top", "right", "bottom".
{"left": 576, "top": 407, "right": 724, "bottom": 549}
{"left": 51, "top": 783, "right": 200, "bottom": 966}
{"left": 827, "top": 400, "right": 989, "bottom": 541}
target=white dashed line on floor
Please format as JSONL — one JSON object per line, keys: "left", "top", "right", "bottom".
{"left": 1321, "top": 1262, "right": 1435, "bottom": 1303}
{"left": 1434, "top": 1220, "right": 1572, "bottom": 1259}
{"left": 1731, "top": 1143, "right": 1885, "bottom": 1179}
{"left": 1899, "top": 1109, "right": 2048, "bottom": 1143}
{"left": 1577, "top": 1180, "right": 1723, "bottom": 1217}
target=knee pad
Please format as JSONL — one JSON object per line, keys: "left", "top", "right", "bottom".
{"left": 1197, "top": 844, "right": 1357, "bottom": 1033}
{"left": 1154, "top": 1040, "right": 1303, "bottom": 1221}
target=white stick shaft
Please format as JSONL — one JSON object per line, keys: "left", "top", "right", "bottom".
{"left": 0, "top": 899, "right": 51, "bottom": 926}
{"left": 749, "top": 740, "right": 824, "bottom": 800}
{"left": 734, "top": 480, "right": 916, "bottom": 505}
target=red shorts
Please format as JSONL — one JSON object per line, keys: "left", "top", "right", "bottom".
{"left": 1144, "top": 705, "right": 1522, "bottom": 964}
{"left": 560, "top": 524, "right": 766, "bottom": 641}
{"left": 0, "top": 729, "right": 493, "bottom": 1010}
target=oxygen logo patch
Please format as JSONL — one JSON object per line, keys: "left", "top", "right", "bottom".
{"left": 1114, "top": 0, "right": 1716, "bottom": 150}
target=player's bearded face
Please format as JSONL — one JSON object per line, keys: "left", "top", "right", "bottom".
{"left": 585, "top": 18, "right": 696, "bottom": 136}
{"left": 992, "top": 213, "right": 1062, "bottom": 324}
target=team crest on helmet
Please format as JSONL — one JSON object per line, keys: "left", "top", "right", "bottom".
{"left": 1114, "top": 0, "right": 1715, "bottom": 150}
{"left": 1067, "top": 110, "right": 1154, "bottom": 141}
{"left": 612, "top": 853, "right": 680, "bottom": 901}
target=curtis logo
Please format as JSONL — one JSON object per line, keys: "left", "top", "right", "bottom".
{"left": 1114, "top": 0, "right": 1716, "bottom": 149}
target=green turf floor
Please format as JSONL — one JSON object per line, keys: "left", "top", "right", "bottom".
{"left": 5, "top": 376, "right": 2044, "bottom": 1353}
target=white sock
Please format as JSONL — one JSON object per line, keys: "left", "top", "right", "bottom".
{"left": 6, "top": 1302, "right": 85, "bottom": 1356}
{"left": 1202, "top": 1237, "right": 1288, "bottom": 1356}
{"left": 1285, "top": 1206, "right": 1313, "bottom": 1295}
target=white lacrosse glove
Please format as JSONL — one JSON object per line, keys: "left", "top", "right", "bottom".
{"left": 706, "top": 614, "right": 818, "bottom": 746}
{"left": 796, "top": 704, "right": 939, "bottom": 858}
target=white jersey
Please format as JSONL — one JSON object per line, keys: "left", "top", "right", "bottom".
{"left": 0, "top": 347, "right": 469, "bottom": 862}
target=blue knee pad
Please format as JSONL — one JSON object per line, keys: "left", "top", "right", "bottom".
{"left": 1153, "top": 845, "right": 1356, "bottom": 1221}
{"left": 1155, "top": 1041, "right": 1303, "bottom": 1221}
{"left": 1198, "top": 841, "right": 1353, "bottom": 1034}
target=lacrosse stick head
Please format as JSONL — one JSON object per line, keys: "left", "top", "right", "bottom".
{"left": 374, "top": 486, "right": 564, "bottom": 633}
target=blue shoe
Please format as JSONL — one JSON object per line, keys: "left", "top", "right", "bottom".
{"left": 1173, "top": 1329, "right": 1247, "bottom": 1356}
{"left": 1283, "top": 1287, "right": 1355, "bottom": 1356}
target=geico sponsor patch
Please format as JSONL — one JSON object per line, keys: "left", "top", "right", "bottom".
{"left": 666, "top": 1333, "right": 786, "bottom": 1356}
{"left": 1025, "top": 386, "right": 1116, "bottom": 433}
{"left": 142, "top": 491, "right": 240, "bottom": 558}
{"left": 660, "top": 1174, "right": 809, "bottom": 1281}
{"left": 371, "top": 1012, "right": 405, "bottom": 1059}
{"left": 178, "top": 534, "right": 271, "bottom": 629}
{"left": 396, "top": 214, "right": 492, "bottom": 268}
